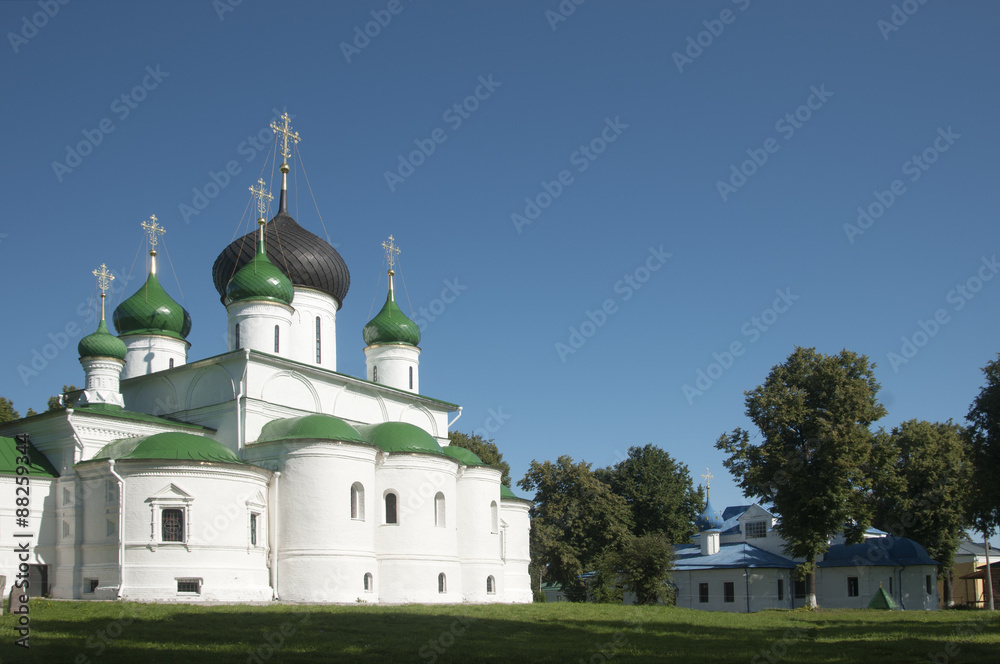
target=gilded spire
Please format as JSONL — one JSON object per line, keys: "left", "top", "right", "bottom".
{"left": 93, "top": 262, "right": 115, "bottom": 321}
{"left": 270, "top": 112, "right": 299, "bottom": 213}
{"left": 141, "top": 215, "right": 165, "bottom": 275}
{"left": 248, "top": 178, "right": 273, "bottom": 244}
{"left": 701, "top": 467, "right": 714, "bottom": 501}
{"left": 382, "top": 235, "right": 401, "bottom": 289}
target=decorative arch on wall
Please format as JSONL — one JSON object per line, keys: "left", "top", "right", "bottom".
{"left": 332, "top": 384, "right": 387, "bottom": 423}
{"left": 259, "top": 371, "right": 322, "bottom": 412}
{"left": 398, "top": 404, "right": 438, "bottom": 437}
{"left": 130, "top": 375, "right": 181, "bottom": 416}
{"left": 185, "top": 364, "right": 237, "bottom": 411}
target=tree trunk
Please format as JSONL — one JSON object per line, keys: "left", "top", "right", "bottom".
{"left": 943, "top": 569, "right": 953, "bottom": 607}
{"left": 806, "top": 555, "right": 818, "bottom": 608}
{"left": 985, "top": 527, "right": 995, "bottom": 611}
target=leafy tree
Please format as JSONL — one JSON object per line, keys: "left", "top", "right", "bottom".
{"left": 871, "top": 420, "right": 970, "bottom": 605}
{"left": 518, "top": 455, "right": 633, "bottom": 601}
{"left": 715, "top": 347, "right": 887, "bottom": 607}
{"left": 593, "top": 533, "right": 676, "bottom": 605}
{"left": 25, "top": 408, "right": 37, "bottom": 417}
{"left": 596, "top": 444, "right": 702, "bottom": 543}
{"left": 0, "top": 397, "right": 19, "bottom": 423}
{"left": 966, "top": 354, "right": 1000, "bottom": 610}
{"left": 448, "top": 431, "right": 511, "bottom": 487}
{"left": 47, "top": 385, "right": 78, "bottom": 412}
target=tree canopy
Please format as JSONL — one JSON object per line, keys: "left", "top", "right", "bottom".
{"left": 596, "top": 444, "right": 702, "bottom": 543}
{"left": 448, "top": 430, "right": 511, "bottom": 487}
{"left": 716, "top": 346, "right": 886, "bottom": 607}
{"left": 967, "top": 354, "right": 1000, "bottom": 537}
{"left": 0, "top": 397, "right": 19, "bottom": 423}
{"left": 518, "top": 455, "right": 633, "bottom": 601}
{"left": 871, "top": 419, "right": 970, "bottom": 604}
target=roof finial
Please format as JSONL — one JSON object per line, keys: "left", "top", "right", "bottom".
{"left": 270, "top": 112, "right": 299, "bottom": 213}
{"left": 382, "top": 234, "right": 401, "bottom": 291}
{"left": 702, "top": 467, "right": 714, "bottom": 501}
{"left": 92, "top": 263, "right": 114, "bottom": 322}
{"left": 141, "top": 215, "right": 165, "bottom": 275}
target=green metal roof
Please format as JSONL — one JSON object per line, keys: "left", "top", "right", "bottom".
{"left": 363, "top": 283, "right": 421, "bottom": 347}
{"left": 441, "top": 445, "right": 486, "bottom": 466}
{"left": 72, "top": 403, "right": 211, "bottom": 431}
{"left": 258, "top": 413, "right": 365, "bottom": 444}
{"left": 501, "top": 484, "right": 531, "bottom": 502}
{"left": 78, "top": 319, "right": 128, "bottom": 360}
{"left": 0, "top": 436, "right": 59, "bottom": 478}
{"left": 91, "top": 432, "right": 243, "bottom": 463}
{"left": 356, "top": 421, "right": 443, "bottom": 456}
{"left": 225, "top": 238, "right": 294, "bottom": 306}
{"left": 113, "top": 271, "right": 192, "bottom": 340}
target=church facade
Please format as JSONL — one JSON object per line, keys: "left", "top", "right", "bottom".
{"left": 0, "top": 115, "right": 532, "bottom": 604}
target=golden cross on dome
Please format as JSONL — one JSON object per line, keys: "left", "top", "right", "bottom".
{"left": 93, "top": 263, "right": 114, "bottom": 320}
{"left": 141, "top": 215, "right": 165, "bottom": 251}
{"left": 270, "top": 112, "right": 300, "bottom": 161}
{"left": 382, "top": 235, "right": 401, "bottom": 274}
{"left": 249, "top": 178, "right": 273, "bottom": 220}
{"left": 701, "top": 468, "right": 713, "bottom": 500}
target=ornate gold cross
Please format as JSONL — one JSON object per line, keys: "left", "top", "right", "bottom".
{"left": 382, "top": 235, "right": 401, "bottom": 274}
{"left": 270, "top": 112, "right": 300, "bottom": 161}
{"left": 141, "top": 215, "right": 165, "bottom": 250}
{"left": 249, "top": 178, "right": 273, "bottom": 219}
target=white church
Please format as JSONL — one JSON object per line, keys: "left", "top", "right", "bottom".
{"left": 0, "top": 114, "right": 532, "bottom": 604}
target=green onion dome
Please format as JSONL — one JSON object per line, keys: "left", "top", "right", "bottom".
{"left": 78, "top": 319, "right": 127, "bottom": 360}
{"left": 442, "top": 445, "right": 486, "bottom": 466}
{"left": 363, "top": 280, "right": 421, "bottom": 347}
{"left": 225, "top": 240, "right": 294, "bottom": 306}
{"left": 113, "top": 272, "right": 192, "bottom": 340}
{"left": 356, "top": 421, "right": 443, "bottom": 455}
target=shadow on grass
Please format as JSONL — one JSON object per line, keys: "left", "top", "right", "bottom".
{"left": 0, "top": 602, "right": 997, "bottom": 663}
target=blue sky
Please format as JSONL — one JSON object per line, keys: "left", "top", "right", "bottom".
{"left": 2, "top": 1, "right": 998, "bottom": 535}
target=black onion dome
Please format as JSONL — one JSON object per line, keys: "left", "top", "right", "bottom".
{"left": 212, "top": 211, "right": 350, "bottom": 307}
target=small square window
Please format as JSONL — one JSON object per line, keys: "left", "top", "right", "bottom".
{"left": 177, "top": 579, "right": 201, "bottom": 594}
{"left": 85, "top": 579, "right": 99, "bottom": 594}
{"left": 847, "top": 576, "right": 859, "bottom": 597}
{"left": 698, "top": 583, "right": 709, "bottom": 603}
{"left": 724, "top": 581, "right": 735, "bottom": 603}
{"left": 745, "top": 521, "right": 767, "bottom": 539}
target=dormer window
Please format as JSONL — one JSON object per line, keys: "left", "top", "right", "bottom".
{"left": 745, "top": 521, "right": 767, "bottom": 539}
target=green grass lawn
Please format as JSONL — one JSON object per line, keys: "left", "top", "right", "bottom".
{"left": 0, "top": 600, "right": 997, "bottom": 663}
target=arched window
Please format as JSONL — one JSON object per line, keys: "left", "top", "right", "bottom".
{"left": 434, "top": 492, "right": 446, "bottom": 527}
{"left": 234, "top": 323, "right": 240, "bottom": 348}
{"left": 373, "top": 365, "right": 378, "bottom": 383}
{"left": 487, "top": 575, "right": 495, "bottom": 594}
{"left": 364, "top": 573, "right": 373, "bottom": 593}
{"left": 351, "top": 482, "right": 365, "bottom": 521}
{"left": 274, "top": 325, "right": 280, "bottom": 353}
{"left": 385, "top": 492, "right": 397, "bottom": 524}
{"left": 438, "top": 573, "right": 447, "bottom": 594}
{"left": 409, "top": 366, "right": 413, "bottom": 389}
{"left": 490, "top": 501, "right": 499, "bottom": 534}
{"left": 162, "top": 508, "right": 184, "bottom": 542}
{"left": 169, "top": 358, "right": 174, "bottom": 368}
{"left": 315, "top": 316, "right": 322, "bottom": 363}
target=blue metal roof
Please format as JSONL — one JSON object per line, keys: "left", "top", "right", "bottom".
{"left": 819, "top": 537, "right": 938, "bottom": 568}
{"left": 674, "top": 542, "right": 797, "bottom": 571}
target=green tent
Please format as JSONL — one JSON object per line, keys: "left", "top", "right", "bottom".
{"left": 867, "top": 586, "right": 899, "bottom": 610}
